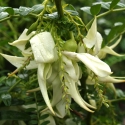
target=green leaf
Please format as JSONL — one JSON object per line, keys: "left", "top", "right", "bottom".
{"left": 0, "top": 76, "right": 6, "bottom": 84}
{"left": 117, "top": 2, "right": 125, "bottom": 8}
{"left": 25, "top": 108, "right": 36, "bottom": 112}
{"left": 0, "top": 7, "right": 9, "bottom": 12}
{"left": 13, "top": 8, "right": 19, "bottom": 14}
{"left": 80, "top": 7, "right": 91, "bottom": 15}
{"left": 0, "top": 12, "right": 9, "bottom": 20}
{"left": 116, "top": 89, "right": 125, "bottom": 97}
{"left": 40, "top": 121, "right": 50, "bottom": 125}
{"left": 107, "top": 24, "right": 125, "bottom": 43}
{"left": 32, "top": 4, "right": 44, "bottom": 13}
{"left": 110, "top": 0, "right": 120, "bottom": 9}
{"left": 66, "top": 10, "right": 78, "bottom": 16}
{"left": 19, "top": 6, "right": 33, "bottom": 16}
{"left": 45, "top": 12, "right": 58, "bottom": 19}
{"left": 65, "top": 4, "right": 76, "bottom": 11}
{"left": 1, "top": 94, "right": 11, "bottom": 106}
{"left": 29, "top": 120, "right": 38, "bottom": 125}
{"left": 5, "top": 7, "right": 14, "bottom": 15}
{"left": 40, "top": 114, "right": 49, "bottom": 120}
{"left": 93, "top": 2, "right": 111, "bottom": 9}
{"left": 90, "top": 4, "right": 101, "bottom": 15}
{"left": 0, "top": 110, "right": 30, "bottom": 120}
{"left": 0, "top": 86, "right": 9, "bottom": 94}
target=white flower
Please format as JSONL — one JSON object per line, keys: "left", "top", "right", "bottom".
{"left": 63, "top": 56, "right": 96, "bottom": 112}
{"left": 1, "top": 30, "right": 58, "bottom": 115}
{"left": 62, "top": 51, "right": 112, "bottom": 77}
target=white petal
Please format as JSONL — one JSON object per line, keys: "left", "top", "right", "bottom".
{"left": 89, "top": 99, "right": 97, "bottom": 108}
{"left": 65, "top": 74, "right": 95, "bottom": 112}
{"left": 0, "top": 53, "right": 37, "bottom": 69}
{"left": 94, "top": 32, "right": 103, "bottom": 55}
{"left": 63, "top": 51, "right": 112, "bottom": 77}
{"left": 76, "top": 53, "right": 112, "bottom": 77}
{"left": 51, "top": 76, "right": 62, "bottom": 106}
{"left": 18, "top": 29, "right": 35, "bottom": 40}
{"left": 83, "top": 18, "right": 97, "bottom": 48}
{"left": 63, "top": 55, "right": 79, "bottom": 81}
{"left": 106, "top": 83, "right": 116, "bottom": 94}
{"left": 9, "top": 29, "right": 35, "bottom": 55}
{"left": 98, "top": 76, "right": 125, "bottom": 83}
{"left": 56, "top": 99, "right": 66, "bottom": 118}
{"left": 101, "top": 46, "right": 124, "bottom": 56}
{"left": 38, "top": 63, "right": 55, "bottom": 115}
{"left": 30, "top": 32, "right": 57, "bottom": 63}
{"left": 110, "top": 35, "right": 122, "bottom": 49}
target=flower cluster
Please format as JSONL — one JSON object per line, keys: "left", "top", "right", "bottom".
{"left": 1, "top": 17, "right": 125, "bottom": 119}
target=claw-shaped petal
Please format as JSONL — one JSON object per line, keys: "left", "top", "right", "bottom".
{"left": 64, "top": 74, "right": 95, "bottom": 112}
{"left": 83, "top": 18, "right": 97, "bottom": 48}
{"left": 63, "top": 51, "right": 112, "bottom": 77}
{"left": 0, "top": 53, "right": 37, "bottom": 69}
{"left": 9, "top": 29, "right": 35, "bottom": 56}
{"left": 38, "top": 63, "right": 55, "bottom": 115}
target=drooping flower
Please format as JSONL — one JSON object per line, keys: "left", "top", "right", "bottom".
{"left": 0, "top": 24, "right": 114, "bottom": 115}
{"left": 0, "top": 30, "right": 58, "bottom": 115}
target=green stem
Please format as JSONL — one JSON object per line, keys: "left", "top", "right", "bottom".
{"left": 8, "top": 79, "right": 21, "bottom": 92}
{"left": 109, "top": 98, "right": 125, "bottom": 103}
{"left": 0, "top": 15, "right": 20, "bottom": 23}
{"left": 86, "top": 113, "right": 92, "bottom": 125}
{"left": 7, "top": 20, "right": 18, "bottom": 39}
{"left": 54, "top": 0, "right": 63, "bottom": 18}
{"left": 34, "top": 92, "right": 40, "bottom": 125}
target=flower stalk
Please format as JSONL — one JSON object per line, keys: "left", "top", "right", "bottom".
{"left": 54, "top": 0, "right": 63, "bottom": 18}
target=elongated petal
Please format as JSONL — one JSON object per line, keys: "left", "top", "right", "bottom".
{"left": 38, "top": 63, "right": 55, "bottom": 115}
{"left": 106, "top": 83, "right": 116, "bottom": 94}
{"left": 64, "top": 74, "right": 95, "bottom": 112}
{"left": 63, "top": 55, "right": 79, "bottom": 81}
{"left": 98, "top": 76, "right": 125, "bottom": 83}
{"left": 30, "top": 32, "right": 57, "bottom": 63}
{"left": 110, "top": 35, "right": 122, "bottom": 49}
{"left": 76, "top": 53, "right": 112, "bottom": 77}
{"left": 83, "top": 18, "right": 97, "bottom": 48}
{"left": 101, "top": 46, "right": 124, "bottom": 56}
{"left": 89, "top": 99, "right": 97, "bottom": 108}
{"left": 94, "top": 32, "right": 103, "bottom": 55}
{"left": 9, "top": 29, "right": 35, "bottom": 55}
{"left": 0, "top": 53, "right": 37, "bottom": 69}
{"left": 56, "top": 99, "right": 66, "bottom": 118}
{"left": 51, "top": 76, "right": 62, "bottom": 106}
{"left": 63, "top": 51, "right": 112, "bottom": 77}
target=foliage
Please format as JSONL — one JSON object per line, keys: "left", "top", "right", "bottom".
{"left": 0, "top": 0, "right": 125, "bottom": 125}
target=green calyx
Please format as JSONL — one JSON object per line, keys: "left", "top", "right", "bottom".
{"left": 63, "top": 32, "right": 77, "bottom": 52}
{"left": 26, "top": 19, "right": 39, "bottom": 35}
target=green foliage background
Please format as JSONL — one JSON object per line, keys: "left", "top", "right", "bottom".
{"left": 0, "top": 0, "right": 125, "bottom": 125}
